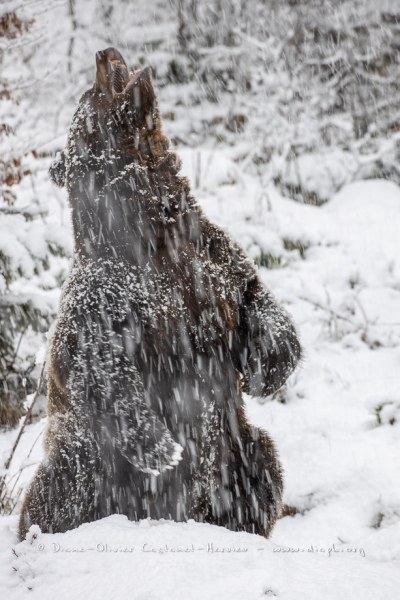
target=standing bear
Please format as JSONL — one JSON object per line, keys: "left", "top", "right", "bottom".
{"left": 19, "top": 48, "right": 301, "bottom": 540}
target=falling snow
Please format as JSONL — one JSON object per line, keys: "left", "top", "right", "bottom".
{"left": 1, "top": 1, "right": 400, "bottom": 599}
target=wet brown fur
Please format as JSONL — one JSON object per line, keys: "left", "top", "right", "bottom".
{"left": 19, "top": 49, "right": 301, "bottom": 540}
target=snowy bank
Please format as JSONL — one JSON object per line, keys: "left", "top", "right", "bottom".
{"left": 1, "top": 515, "right": 399, "bottom": 600}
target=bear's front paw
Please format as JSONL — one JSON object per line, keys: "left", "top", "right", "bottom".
{"left": 139, "top": 439, "right": 184, "bottom": 477}
{"left": 164, "top": 441, "right": 184, "bottom": 469}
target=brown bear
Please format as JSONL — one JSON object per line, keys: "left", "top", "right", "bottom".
{"left": 19, "top": 48, "right": 301, "bottom": 541}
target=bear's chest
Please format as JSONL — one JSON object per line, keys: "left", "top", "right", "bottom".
{"left": 59, "top": 256, "right": 237, "bottom": 353}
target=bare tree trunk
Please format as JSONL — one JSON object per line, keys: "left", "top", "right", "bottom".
{"left": 67, "top": 0, "right": 77, "bottom": 74}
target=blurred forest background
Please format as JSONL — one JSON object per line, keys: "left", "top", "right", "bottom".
{"left": 1, "top": 0, "right": 400, "bottom": 503}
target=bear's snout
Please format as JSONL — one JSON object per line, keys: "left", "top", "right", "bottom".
{"left": 95, "top": 47, "right": 145, "bottom": 99}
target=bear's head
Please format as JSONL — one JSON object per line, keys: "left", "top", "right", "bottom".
{"left": 49, "top": 48, "right": 186, "bottom": 259}
{"left": 50, "top": 47, "right": 168, "bottom": 190}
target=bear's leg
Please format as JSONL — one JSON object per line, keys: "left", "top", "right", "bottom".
{"left": 225, "top": 425, "right": 284, "bottom": 537}
{"left": 194, "top": 421, "right": 283, "bottom": 538}
{"left": 19, "top": 444, "right": 98, "bottom": 541}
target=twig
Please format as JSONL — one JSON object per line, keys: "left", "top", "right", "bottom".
{"left": 67, "top": 0, "right": 77, "bottom": 74}
{"left": 0, "top": 361, "right": 46, "bottom": 497}
{"left": 9, "top": 327, "right": 28, "bottom": 370}
{"left": 7, "top": 488, "right": 23, "bottom": 516}
{"left": 298, "top": 295, "right": 354, "bottom": 324}
{"left": 3, "top": 425, "right": 45, "bottom": 508}
{"left": 300, "top": 295, "right": 400, "bottom": 329}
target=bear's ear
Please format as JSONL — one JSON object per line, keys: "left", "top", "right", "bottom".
{"left": 49, "top": 151, "right": 66, "bottom": 187}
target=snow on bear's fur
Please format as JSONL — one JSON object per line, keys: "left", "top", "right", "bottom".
{"left": 19, "top": 48, "right": 301, "bottom": 540}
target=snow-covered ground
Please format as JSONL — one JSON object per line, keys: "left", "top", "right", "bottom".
{"left": 1, "top": 514, "right": 399, "bottom": 600}
{"left": 1, "top": 163, "right": 400, "bottom": 598}
{"left": 1, "top": 1, "right": 400, "bottom": 596}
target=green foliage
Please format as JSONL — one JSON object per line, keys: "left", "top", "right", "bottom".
{"left": 283, "top": 239, "right": 310, "bottom": 259}
{"left": 374, "top": 402, "right": 397, "bottom": 427}
{"left": 254, "top": 251, "right": 283, "bottom": 269}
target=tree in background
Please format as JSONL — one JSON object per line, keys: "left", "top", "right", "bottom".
{"left": 254, "top": 0, "right": 400, "bottom": 199}
{"left": 0, "top": 8, "right": 68, "bottom": 427}
{"left": 1, "top": 0, "right": 400, "bottom": 431}
{"left": 173, "top": 0, "right": 400, "bottom": 202}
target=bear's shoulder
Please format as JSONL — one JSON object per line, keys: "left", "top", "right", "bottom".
{"left": 198, "top": 215, "right": 257, "bottom": 288}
